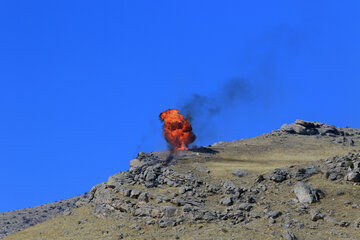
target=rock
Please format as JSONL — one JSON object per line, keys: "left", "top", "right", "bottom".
{"left": 255, "top": 175, "right": 265, "bottom": 183}
{"left": 294, "top": 182, "right": 324, "bottom": 204}
{"left": 130, "top": 189, "right": 141, "bottom": 199}
{"left": 327, "top": 172, "right": 339, "bottom": 181}
{"left": 292, "top": 124, "right": 307, "bottom": 134}
{"left": 159, "top": 218, "right": 176, "bottom": 228}
{"left": 146, "top": 219, "right": 155, "bottom": 225}
{"left": 117, "top": 186, "right": 131, "bottom": 197}
{"left": 310, "top": 208, "right": 325, "bottom": 221}
{"left": 138, "top": 192, "right": 149, "bottom": 203}
{"left": 161, "top": 206, "right": 177, "bottom": 217}
{"left": 344, "top": 171, "right": 360, "bottom": 182}
{"left": 354, "top": 218, "right": 360, "bottom": 230}
{"left": 130, "top": 158, "right": 142, "bottom": 170}
{"left": 203, "top": 211, "right": 216, "bottom": 221}
{"left": 239, "top": 203, "right": 253, "bottom": 212}
{"left": 232, "top": 169, "right": 249, "bottom": 178}
{"left": 295, "top": 119, "right": 317, "bottom": 128}
{"left": 318, "top": 125, "right": 339, "bottom": 136}
{"left": 269, "top": 168, "right": 289, "bottom": 182}
{"left": 182, "top": 205, "right": 192, "bottom": 212}
{"left": 267, "top": 211, "right": 282, "bottom": 219}
{"left": 222, "top": 181, "right": 237, "bottom": 193}
{"left": 219, "top": 197, "right": 233, "bottom": 206}
{"left": 282, "top": 230, "right": 297, "bottom": 240}
{"left": 336, "top": 189, "right": 345, "bottom": 196}
{"left": 145, "top": 171, "right": 156, "bottom": 182}
{"left": 280, "top": 124, "right": 295, "bottom": 133}
{"left": 247, "top": 196, "right": 256, "bottom": 203}
{"left": 150, "top": 208, "right": 163, "bottom": 218}
{"left": 179, "top": 186, "right": 186, "bottom": 194}
{"left": 93, "top": 204, "right": 112, "bottom": 218}
{"left": 171, "top": 198, "right": 186, "bottom": 206}
{"left": 294, "top": 166, "right": 318, "bottom": 181}
{"left": 133, "top": 207, "right": 151, "bottom": 217}
{"left": 353, "top": 161, "right": 360, "bottom": 170}
{"left": 206, "top": 184, "right": 221, "bottom": 193}
{"left": 279, "top": 120, "right": 354, "bottom": 136}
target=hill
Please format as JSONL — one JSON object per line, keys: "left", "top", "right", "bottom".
{"left": 2, "top": 120, "right": 360, "bottom": 239}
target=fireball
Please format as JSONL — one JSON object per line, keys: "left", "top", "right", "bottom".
{"left": 159, "top": 109, "right": 196, "bottom": 150}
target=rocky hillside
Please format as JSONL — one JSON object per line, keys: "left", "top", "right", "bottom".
{"left": 2, "top": 120, "right": 360, "bottom": 240}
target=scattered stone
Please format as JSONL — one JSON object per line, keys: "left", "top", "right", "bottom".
{"left": 219, "top": 197, "right": 233, "bottom": 206}
{"left": 159, "top": 218, "right": 176, "bottom": 228}
{"left": 310, "top": 208, "right": 325, "bottom": 221}
{"left": 267, "top": 211, "right": 282, "bottom": 219}
{"left": 222, "top": 181, "right": 237, "bottom": 193}
{"left": 255, "top": 175, "right": 265, "bottom": 183}
{"left": 239, "top": 203, "right": 253, "bottom": 212}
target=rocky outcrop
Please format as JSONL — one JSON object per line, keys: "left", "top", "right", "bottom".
{"left": 86, "top": 151, "right": 264, "bottom": 227}
{"left": 280, "top": 120, "right": 360, "bottom": 146}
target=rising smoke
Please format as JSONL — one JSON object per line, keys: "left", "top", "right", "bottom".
{"left": 180, "top": 78, "right": 251, "bottom": 121}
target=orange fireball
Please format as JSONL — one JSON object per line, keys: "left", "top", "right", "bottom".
{"left": 159, "top": 109, "right": 196, "bottom": 150}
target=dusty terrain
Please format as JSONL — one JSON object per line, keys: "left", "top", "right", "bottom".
{"left": 2, "top": 120, "right": 360, "bottom": 240}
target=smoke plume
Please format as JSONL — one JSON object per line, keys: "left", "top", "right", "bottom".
{"left": 181, "top": 78, "right": 251, "bottom": 121}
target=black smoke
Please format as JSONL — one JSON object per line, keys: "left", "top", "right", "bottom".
{"left": 180, "top": 78, "right": 251, "bottom": 121}
{"left": 178, "top": 78, "right": 252, "bottom": 146}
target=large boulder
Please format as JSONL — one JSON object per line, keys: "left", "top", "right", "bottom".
{"left": 294, "top": 182, "right": 324, "bottom": 204}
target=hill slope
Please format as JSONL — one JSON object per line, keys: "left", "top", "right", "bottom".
{"left": 3, "top": 120, "right": 360, "bottom": 240}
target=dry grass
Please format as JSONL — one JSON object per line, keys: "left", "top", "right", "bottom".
{"left": 205, "top": 134, "right": 356, "bottom": 178}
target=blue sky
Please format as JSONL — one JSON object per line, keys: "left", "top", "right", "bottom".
{"left": 1, "top": 1, "right": 360, "bottom": 212}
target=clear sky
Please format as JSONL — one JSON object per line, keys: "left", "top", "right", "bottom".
{"left": 1, "top": 1, "right": 360, "bottom": 212}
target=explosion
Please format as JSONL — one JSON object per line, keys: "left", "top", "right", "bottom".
{"left": 159, "top": 109, "right": 196, "bottom": 150}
